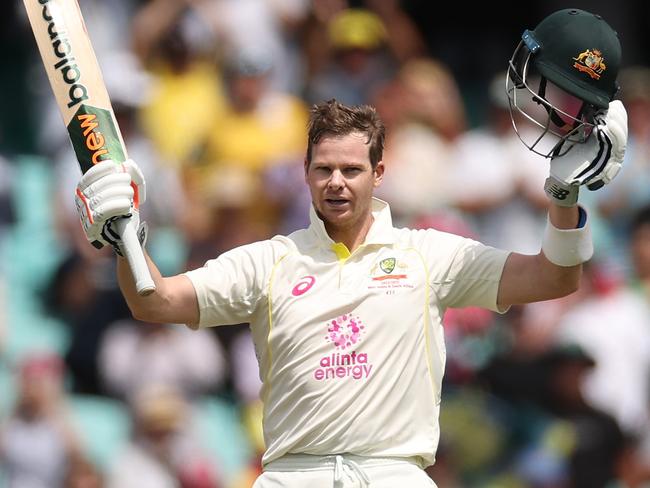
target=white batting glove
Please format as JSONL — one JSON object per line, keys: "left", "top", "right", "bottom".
{"left": 75, "top": 159, "right": 147, "bottom": 255}
{"left": 545, "top": 100, "right": 628, "bottom": 207}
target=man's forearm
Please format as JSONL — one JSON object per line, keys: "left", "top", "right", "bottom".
{"left": 117, "top": 252, "right": 200, "bottom": 326}
{"left": 539, "top": 202, "right": 590, "bottom": 295}
{"left": 117, "top": 252, "right": 165, "bottom": 320}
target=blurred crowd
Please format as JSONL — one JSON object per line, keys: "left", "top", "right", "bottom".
{"left": 2, "top": 0, "right": 650, "bottom": 487}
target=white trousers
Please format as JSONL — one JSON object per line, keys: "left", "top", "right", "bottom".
{"left": 253, "top": 454, "right": 437, "bottom": 488}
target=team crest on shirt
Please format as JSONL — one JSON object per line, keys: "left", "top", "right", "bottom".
{"left": 368, "top": 257, "right": 413, "bottom": 290}
{"left": 379, "top": 257, "right": 396, "bottom": 274}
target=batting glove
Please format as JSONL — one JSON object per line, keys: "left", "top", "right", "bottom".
{"left": 75, "top": 159, "right": 147, "bottom": 255}
{"left": 545, "top": 100, "right": 628, "bottom": 207}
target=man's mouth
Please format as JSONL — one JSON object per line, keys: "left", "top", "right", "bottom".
{"left": 325, "top": 198, "right": 349, "bottom": 206}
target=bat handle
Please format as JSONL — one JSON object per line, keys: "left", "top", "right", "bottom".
{"left": 113, "top": 218, "right": 156, "bottom": 296}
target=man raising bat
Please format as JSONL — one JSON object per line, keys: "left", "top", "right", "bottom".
{"left": 73, "top": 9, "right": 626, "bottom": 488}
{"left": 23, "top": 0, "right": 154, "bottom": 295}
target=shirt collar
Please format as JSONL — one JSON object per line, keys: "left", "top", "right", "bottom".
{"left": 308, "top": 197, "right": 396, "bottom": 247}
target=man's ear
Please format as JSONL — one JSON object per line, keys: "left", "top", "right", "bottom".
{"left": 304, "top": 158, "right": 309, "bottom": 183}
{"left": 373, "top": 161, "right": 385, "bottom": 187}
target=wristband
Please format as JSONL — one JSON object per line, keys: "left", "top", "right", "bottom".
{"left": 541, "top": 206, "right": 593, "bottom": 267}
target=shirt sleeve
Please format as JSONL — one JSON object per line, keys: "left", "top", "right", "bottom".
{"left": 184, "top": 239, "right": 285, "bottom": 328}
{"left": 424, "top": 230, "right": 511, "bottom": 312}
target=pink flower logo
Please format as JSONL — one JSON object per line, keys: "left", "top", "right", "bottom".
{"left": 325, "top": 314, "right": 365, "bottom": 350}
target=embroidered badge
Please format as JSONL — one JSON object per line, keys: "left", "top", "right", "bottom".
{"left": 573, "top": 49, "right": 606, "bottom": 80}
{"left": 379, "top": 257, "right": 396, "bottom": 274}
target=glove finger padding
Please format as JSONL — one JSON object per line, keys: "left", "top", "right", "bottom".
{"left": 123, "top": 159, "right": 146, "bottom": 208}
{"left": 585, "top": 100, "right": 627, "bottom": 190}
{"left": 80, "top": 171, "right": 131, "bottom": 199}
{"left": 575, "top": 128, "right": 613, "bottom": 188}
{"left": 75, "top": 159, "right": 147, "bottom": 254}
{"left": 77, "top": 159, "right": 123, "bottom": 189}
{"left": 546, "top": 100, "right": 628, "bottom": 205}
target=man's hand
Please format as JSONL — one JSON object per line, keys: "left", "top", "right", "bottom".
{"left": 545, "top": 100, "right": 628, "bottom": 207}
{"left": 75, "top": 159, "right": 147, "bottom": 255}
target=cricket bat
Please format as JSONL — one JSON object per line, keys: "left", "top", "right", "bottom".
{"left": 23, "top": 0, "right": 155, "bottom": 295}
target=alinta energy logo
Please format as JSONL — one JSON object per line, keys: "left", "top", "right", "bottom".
{"left": 326, "top": 313, "right": 365, "bottom": 349}
{"left": 313, "top": 314, "right": 373, "bottom": 381}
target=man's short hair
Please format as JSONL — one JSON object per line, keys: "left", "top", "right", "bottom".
{"left": 306, "top": 99, "right": 385, "bottom": 168}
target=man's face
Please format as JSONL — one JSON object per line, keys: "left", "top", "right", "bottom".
{"left": 305, "top": 132, "right": 384, "bottom": 236}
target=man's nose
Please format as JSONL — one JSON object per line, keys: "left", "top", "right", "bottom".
{"left": 328, "top": 170, "right": 344, "bottom": 190}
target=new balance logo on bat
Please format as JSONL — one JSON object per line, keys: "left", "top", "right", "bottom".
{"left": 38, "top": 0, "right": 89, "bottom": 108}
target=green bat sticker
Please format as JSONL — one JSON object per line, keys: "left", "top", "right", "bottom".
{"left": 67, "top": 104, "right": 125, "bottom": 173}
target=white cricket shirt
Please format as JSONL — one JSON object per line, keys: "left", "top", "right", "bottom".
{"left": 185, "top": 198, "right": 510, "bottom": 468}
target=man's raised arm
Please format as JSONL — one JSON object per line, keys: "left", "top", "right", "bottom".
{"left": 498, "top": 101, "right": 627, "bottom": 309}
{"left": 75, "top": 158, "right": 200, "bottom": 327}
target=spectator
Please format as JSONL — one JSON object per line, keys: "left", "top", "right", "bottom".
{"left": 106, "top": 383, "right": 222, "bottom": 488}
{"left": 98, "top": 319, "right": 227, "bottom": 402}
{"left": 184, "top": 44, "right": 308, "bottom": 254}
{"left": 553, "top": 244, "right": 650, "bottom": 436}
{"left": 374, "top": 58, "right": 466, "bottom": 225}
{"left": 449, "top": 71, "right": 549, "bottom": 254}
{"left": 64, "top": 456, "right": 105, "bottom": 488}
{"left": 0, "top": 352, "right": 83, "bottom": 488}
{"left": 133, "top": 5, "right": 226, "bottom": 166}
{"left": 43, "top": 252, "right": 131, "bottom": 395}
{"left": 540, "top": 345, "right": 626, "bottom": 488}
{"left": 306, "top": 8, "right": 395, "bottom": 105}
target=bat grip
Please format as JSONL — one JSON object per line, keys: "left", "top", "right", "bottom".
{"left": 113, "top": 218, "right": 156, "bottom": 296}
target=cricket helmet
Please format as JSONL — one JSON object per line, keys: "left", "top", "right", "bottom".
{"left": 506, "top": 9, "right": 622, "bottom": 157}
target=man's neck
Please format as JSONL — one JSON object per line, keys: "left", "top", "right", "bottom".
{"left": 326, "top": 215, "right": 374, "bottom": 253}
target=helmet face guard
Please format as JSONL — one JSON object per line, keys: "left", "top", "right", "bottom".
{"left": 506, "top": 9, "right": 621, "bottom": 158}
{"left": 506, "top": 36, "right": 598, "bottom": 158}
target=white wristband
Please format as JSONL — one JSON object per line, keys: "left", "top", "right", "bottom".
{"left": 541, "top": 207, "right": 593, "bottom": 267}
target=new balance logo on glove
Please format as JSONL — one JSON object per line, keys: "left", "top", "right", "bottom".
{"left": 545, "top": 182, "right": 572, "bottom": 201}
{"left": 544, "top": 177, "right": 578, "bottom": 207}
